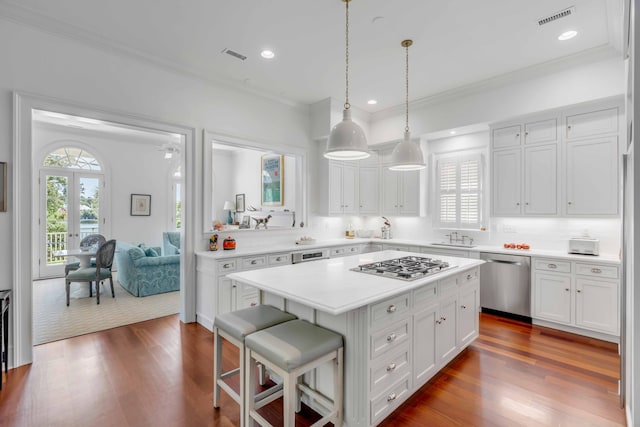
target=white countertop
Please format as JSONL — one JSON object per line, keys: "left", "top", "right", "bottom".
{"left": 196, "top": 237, "right": 620, "bottom": 265}
{"left": 227, "top": 250, "right": 485, "bottom": 316}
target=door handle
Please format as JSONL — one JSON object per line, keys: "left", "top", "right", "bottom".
{"left": 485, "top": 259, "right": 523, "bottom": 266}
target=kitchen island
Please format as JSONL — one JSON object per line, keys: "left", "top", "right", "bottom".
{"left": 228, "top": 250, "right": 484, "bottom": 426}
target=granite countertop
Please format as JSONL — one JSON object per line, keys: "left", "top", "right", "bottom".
{"left": 227, "top": 250, "right": 484, "bottom": 315}
{"left": 196, "top": 237, "right": 620, "bottom": 265}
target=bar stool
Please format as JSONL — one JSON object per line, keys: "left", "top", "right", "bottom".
{"left": 213, "top": 305, "right": 297, "bottom": 427}
{"left": 245, "top": 319, "right": 344, "bottom": 427}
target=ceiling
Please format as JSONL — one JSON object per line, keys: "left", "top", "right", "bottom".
{"left": 1, "top": 0, "right": 624, "bottom": 112}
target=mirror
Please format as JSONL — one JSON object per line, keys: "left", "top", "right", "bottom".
{"left": 203, "top": 130, "right": 307, "bottom": 232}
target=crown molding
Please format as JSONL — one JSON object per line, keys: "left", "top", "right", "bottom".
{"left": 371, "top": 44, "right": 622, "bottom": 122}
{"left": 0, "top": 2, "right": 309, "bottom": 112}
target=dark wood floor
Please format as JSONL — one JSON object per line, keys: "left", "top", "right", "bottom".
{"left": 0, "top": 313, "right": 626, "bottom": 426}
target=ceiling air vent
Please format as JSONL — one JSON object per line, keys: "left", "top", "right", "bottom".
{"left": 222, "top": 48, "right": 247, "bottom": 61}
{"left": 538, "top": 6, "right": 575, "bottom": 26}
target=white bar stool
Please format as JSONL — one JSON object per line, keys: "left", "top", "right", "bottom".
{"left": 245, "top": 319, "right": 344, "bottom": 427}
{"left": 213, "top": 305, "right": 297, "bottom": 427}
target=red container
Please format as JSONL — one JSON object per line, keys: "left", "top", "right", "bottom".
{"left": 223, "top": 236, "right": 236, "bottom": 250}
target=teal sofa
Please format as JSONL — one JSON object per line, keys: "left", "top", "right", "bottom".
{"left": 162, "top": 231, "right": 181, "bottom": 255}
{"left": 115, "top": 240, "right": 180, "bottom": 297}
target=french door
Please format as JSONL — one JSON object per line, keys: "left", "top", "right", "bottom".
{"left": 38, "top": 169, "right": 104, "bottom": 278}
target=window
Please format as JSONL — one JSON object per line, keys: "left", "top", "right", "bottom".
{"left": 43, "top": 147, "right": 102, "bottom": 170}
{"left": 435, "top": 153, "right": 482, "bottom": 229}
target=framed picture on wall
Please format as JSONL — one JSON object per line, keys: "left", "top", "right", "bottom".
{"left": 0, "top": 162, "right": 6, "bottom": 212}
{"left": 235, "top": 193, "right": 245, "bottom": 212}
{"left": 130, "top": 193, "right": 151, "bottom": 216}
{"left": 261, "top": 154, "right": 284, "bottom": 206}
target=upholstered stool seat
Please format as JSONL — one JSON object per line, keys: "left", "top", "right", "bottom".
{"left": 245, "top": 319, "right": 344, "bottom": 427}
{"left": 213, "top": 305, "right": 296, "bottom": 427}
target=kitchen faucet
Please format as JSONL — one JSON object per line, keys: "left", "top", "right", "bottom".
{"left": 444, "top": 231, "right": 473, "bottom": 246}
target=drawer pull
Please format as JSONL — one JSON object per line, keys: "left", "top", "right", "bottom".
{"left": 387, "top": 392, "right": 397, "bottom": 402}
{"left": 251, "top": 260, "right": 258, "bottom": 265}
{"left": 386, "top": 363, "right": 397, "bottom": 372}
{"left": 466, "top": 274, "right": 473, "bottom": 280}
{"left": 386, "top": 333, "right": 397, "bottom": 343}
{"left": 387, "top": 304, "right": 397, "bottom": 313}
{"left": 547, "top": 264, "right": 557, "bottom": 269}
{"left": 591, "top": 268, "right": 602, "bottom": 274}
{"left": 223, "top": 263, "right": 232, "bottom": 269}
{"left": 250, "top": 302, "right": 257, "bottom": 306}
{"left": 565, "top": 288, "right": 570, "bottom": 292}
{"left": 276, "top": 257, "right": 283, "bottom": 261}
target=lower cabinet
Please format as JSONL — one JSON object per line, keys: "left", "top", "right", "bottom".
{"left": 370, "top": 267, "right": 480, "bottom": 425}
{"left": 532, "top": 258, "right": 619, "bottom": 338}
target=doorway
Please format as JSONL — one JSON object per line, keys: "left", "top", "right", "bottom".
{"left": 38, "top": 151, "right": 105, "bottom": 279}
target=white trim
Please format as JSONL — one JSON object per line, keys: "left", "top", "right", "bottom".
{"left": 13, "top": 91, "right": 197, "bottom": 367}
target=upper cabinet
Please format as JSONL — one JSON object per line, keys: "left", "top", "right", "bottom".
{"left": 491, "top": 98, "right": 622, "bottom": 217}
{"left": 327, "top": 161, "right": 358, "bottom": 215}
{"left": 380, "top": 148, "right": 420, "bottom": 216}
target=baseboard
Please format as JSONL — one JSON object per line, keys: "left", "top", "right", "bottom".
{"left": 196, "top": 313, "right": 214, "bottom": 332}
{"left": 532, "top": 318, "right": 619, "bottom": 344}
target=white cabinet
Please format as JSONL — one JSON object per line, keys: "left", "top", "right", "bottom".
{"left": 458, "top": 282, "right": 479, "bottom": 348}
{"left": 523, "top": 144, "right": 557, "bottom": 215}
{"left": 491, "top": 148, "right": 521, "bottom": 215}
{"left": 565, "top": 107, "right": 618, "bottom": 140}
{"left": 436, "top": 294, "right": 459, "bottom": 366}
{"left": 328, "top": 161, "right": 358, "bottom": 215}
{"left": 531, "top": 257, "right": 619, "bottom": 339}
{"left": 565, "top": 137, "right": 618, "bottom": 215}
{"left": 412, "top": 303, "right": 438, "bottom": 387}
{"left": 359, "top": 166, "right": 379, "bottom": 214}
{"left": 381, "top": 168, "right": 419, "bottom": 215}
{"left": 330, "top": 244, "right": 362, "bottom": 258}
{"left": 524, "top": 118, "right": 558, "bottom": 144}
{"left": 492, "top": 124, "right": 521, "bottom": 149}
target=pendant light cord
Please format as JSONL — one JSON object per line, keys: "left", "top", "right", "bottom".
{"left": 405, "top": 41, "right": 409, "bottom": 133}
{"left": 344, "top": 0, "right": 350, "bottom": 110}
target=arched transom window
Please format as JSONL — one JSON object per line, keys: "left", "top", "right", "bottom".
{"left": 43, "top": 147, "right": 102, "bottom": 170}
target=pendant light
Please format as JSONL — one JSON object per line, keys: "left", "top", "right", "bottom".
{"left": 389, "top": 40, "right": 426, "bottom": 171}
{"left": 324, "top": 0, "right": 370, "bottom": 160}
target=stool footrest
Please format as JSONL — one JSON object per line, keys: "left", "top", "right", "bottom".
{"left": 220, "top": 368, "right": 240, "bottom": 380}
{"left": 254, "top": 383, "right": 284, "bottom": 410}
{"left": 217, "top": 380, "right": 240, "bottom": 404}
{"left": 298, "top": 383, "right": 334, "bottom": 413}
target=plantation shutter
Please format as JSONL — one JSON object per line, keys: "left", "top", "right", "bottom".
{"left": 436, "top": 154, "right": 482, "bottom": 229}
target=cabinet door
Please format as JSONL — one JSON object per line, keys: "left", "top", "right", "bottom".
{"left": 381, "top": 168, "right": 399, "bottom": 214}
{"left": 524, "top": 118, "right": 557, "bottom": 144}
{"left": 399, "top": 170, "right": 419, "bottom": 215}
{"left": 359, "top": 166, "right": 379, "bottom": 214}
{"left": 217, "top": 276, "right": 235, "bottom": 315}
{"left": 492, "top": 148, "right": 521, "bottom": 215}
{"left": 328, "top": 162, "right": 344, "bottom": 215}
{"left": 532, "top": 272, "right": 571, "bottom": 324}
{"left": 342, "top": 163, "right": 358, "bottom": 214}
{"left": 492, "top": 125, "right": 521, "bottom": 149}
{"left": 458, "top": 284, "right": 479, "bottom": 348}
{"left": 566, "top": 137, "right": 618, "bottom": 215}
{"left": 436, "top": 295, "right": 458, "bottom": 366}
{"left": 575, "top": 278, "right": 619, "bottom": 334}
{"left": 565, "top": 108, "right": 618, "bottom": 140}
{"left": 413, "top": 303, "right": 438, "bottom": 388}
{"left": 524, "top": 144, "right": 557, "bottom": 215}
{"left": 237, "top": 284, "right": 259, "bottom": 310}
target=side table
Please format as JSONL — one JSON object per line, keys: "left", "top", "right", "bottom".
{"left": 0, "top": 289, "right": 10, "bottom": 390}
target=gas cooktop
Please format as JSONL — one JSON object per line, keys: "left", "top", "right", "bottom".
{"left": 351, "top": 256, "right": 457, "bottom": 281}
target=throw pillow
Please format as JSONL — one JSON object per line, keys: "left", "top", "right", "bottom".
{"left": 145, "top": 247, "right": 159, "bottom": 257}
{"left": 128, "top": 247, "right": 146, "bottom": 261}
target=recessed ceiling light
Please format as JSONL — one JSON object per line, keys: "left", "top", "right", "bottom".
{"left": 558, "top": 30, "right": 577, "bottom": 41}
{"left": 261, "top": 50, "right": 275, "bottom": 59}
{"left": 450, "top": 130, "right": 457, "bottom": 135}
{"left": 367, "top": 99, "right": 378, "bottom": 105}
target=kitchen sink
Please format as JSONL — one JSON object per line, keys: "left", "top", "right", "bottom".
{"left": 431, "top": 242, "right": 476, "bottom": 248}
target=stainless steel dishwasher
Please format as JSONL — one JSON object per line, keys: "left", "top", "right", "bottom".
{"left": 479, "top": 252, "right": 531, "bottom": 318}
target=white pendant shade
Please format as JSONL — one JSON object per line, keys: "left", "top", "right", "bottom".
{"left": 324, "top": 109, "right": 370, "bottom": 160}
{"left": 389, "top": 131, "right": 425, "bottom": 171}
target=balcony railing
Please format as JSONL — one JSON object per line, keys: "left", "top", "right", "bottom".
{"left": 46, "top": 229, "right": 98, "bottom": 265}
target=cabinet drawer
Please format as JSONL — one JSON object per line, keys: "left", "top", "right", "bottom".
{"left": 370, "top": 345, "right": 410, "bottom": 396}
{"left": 370, "top": 373, "right": 411, "bottom": 426}
{"left": 241, "top": 256, "right": 267, "bottom": 270}
{"left": 575, "top": 263, "right": 618, "bottom": 279}
{"left": 524, "top": 118, "right": 557, "bottom": 144}
{"left": 413, "top": 283, "right": 437, "bottom": 309}
{"left": 330, "top": 245, "right": 361, "bottom": 257}
{"left": 370, "top": 292, "right": 411, "bottom": 329}
{"left": 458, "top": 268, "right": 479, "bottom": 284}
{"left": 565, "top": 107, "right": 618, "bottom": 139}
{"left": 438, "top": 275, "right": 458, "bottom": 297}
{"left": 268, "top": 253, "right": 291, "bottom": 266}
{"left": 370, "top": 320, "right": 410, "bottom": 360}
{"left": 216, "top": 259, "right": 237, "bottom": 274}
{"left": 492, "top": 124, "right": 521, "bottom": 149}
{"left": 534, "top": 259, "right": 571, "bottom": 273}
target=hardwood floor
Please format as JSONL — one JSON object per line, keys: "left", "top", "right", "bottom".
{"left": 0, "top": 313, "right": 626, "bottom": 426}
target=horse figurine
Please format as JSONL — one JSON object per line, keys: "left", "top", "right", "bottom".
{"left": 252, "top": 215, "right": 272, "bottom": 229}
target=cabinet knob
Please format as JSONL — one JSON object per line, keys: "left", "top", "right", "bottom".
{"left": 461, "top": 305, "right": 467, "bottom": 309}
{"left": 436, "top": 319, "right": 442, "bottom": 325}
{"left": 251, "top": 260, "right": 257, "bottom": 265}
{"left": 441, "top": 316, "right": 446, "bottom": 322}
{"left": 577, "top": 289, "right": 582, "bottom": 293}
{"left": 386, "top": 333, "right": 397, "bottom": 343}
{"left": 525, "top": 131, "right": 529, "bottom": 136}
{"left": 386, "top": 363, "right": 397, "bottom": 372}
{"left": 515, "top": 133, "right": 520, "bottom": 137}
{"left": 568, "top": 125, "right": 572, "bottom": 130}
{"left": 565, "top": 288, "right": 570, "bottom": 292}
{"left": 516, "top": 202, "right": 520, "bottom": 206}
{"left": 568, "top": 201, "right": 572, "bottom": 205}
{"left": 466, "top": 274, "right": 473, "bottom": 280}
{"left": 387, "top": 392, "right": 397, "bottom": 402}
{"left": 591, "top": 268, "right": 602, "bottom": 274}
{"left": 387, "top": 304, "right": 397, "bottom": 313}
{"left": 250, "top": 302, "right": 257, "bottom": 306}
{"left": 525, "top": 202, "right": 529, "bottom": 205}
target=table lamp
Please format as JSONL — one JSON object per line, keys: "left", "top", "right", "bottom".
{"left": 223, "top": 200, "right": 235, "bottom": 224}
